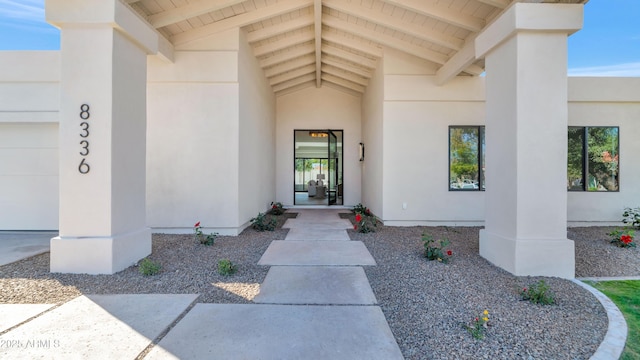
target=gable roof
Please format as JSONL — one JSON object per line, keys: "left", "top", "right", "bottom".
{"left": 126, "top": 0, "right": 586, "bottom": 96}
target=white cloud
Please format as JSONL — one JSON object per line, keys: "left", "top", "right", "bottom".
{"left": 569, "top": 62, "right": 640, "bottom": 77}
{"left": 0, "top": 0, "right": 45, "bottom": 23}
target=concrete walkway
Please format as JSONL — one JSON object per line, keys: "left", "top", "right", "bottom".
{"left": 0, "top": 231, "right": 55, "bottom": 266}
{"left": 0, "top": 209, "right": 404, "bottom": 359}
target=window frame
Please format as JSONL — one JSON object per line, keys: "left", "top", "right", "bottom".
{"left": 568, "top": 126, "right": 620, "bottom": 192}
{"left": 448, "top": 125, "right": 485, "bottom": 192}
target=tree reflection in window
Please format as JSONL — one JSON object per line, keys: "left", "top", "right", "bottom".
{"left": 567, "top": 126, "right": 619, "bottom": 192}
{"left": 449, "top": 126, "right": 484, "bottom": 191}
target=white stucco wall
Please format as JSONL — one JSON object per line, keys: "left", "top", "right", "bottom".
{"left": 0, "top": 51, "right": 59, "bottom": 230}
{"left": 146, "top": 47, "right": 241, "bottom": 234}
{"left": 361, "top": 58, "right": 384, "bottom": 218}
{"left": 567, "top": 77, "right": 640, "bottom": 225}
{"left": 238, "top": 30, "right": 277, "bottom": 225}
{"left": 380, "top": 50, "right": 486, "bottom": 226}
{"left": 276, "top": 86, "right": 362, "bottom": 206}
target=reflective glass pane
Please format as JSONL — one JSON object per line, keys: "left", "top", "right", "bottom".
{"left": 567, "top": 127, "right": 584, "bottom": 190}
{"left": 587, "top": 127, "right": 619, "bottom": 191}
{"left": 450, "top": 127, "right": 479, "bottom": 190}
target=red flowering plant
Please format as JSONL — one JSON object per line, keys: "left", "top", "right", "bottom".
{"left": 352, "top": 206, "right": 377, "bottom": 233}
{"left": 270, "top": 201, "right": 285, "bottom": 216}
{"left": 609, "top": 229, "right": 636, "bottom": 248}
{"left": 193, "top": 221, "right": 218, "bottom": 246}
{"left": 422, "top": 233, "right": 452, "bottom": 263}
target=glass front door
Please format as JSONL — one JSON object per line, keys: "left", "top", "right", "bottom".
{"left": 293, "top": 129, "right": 343, "bottom": 206}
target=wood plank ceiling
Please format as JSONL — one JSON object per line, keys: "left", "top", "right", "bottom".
{"left": 126, "top": 0, "right": 586, "bottom": 96}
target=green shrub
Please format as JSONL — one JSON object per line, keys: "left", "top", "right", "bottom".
{"left": 193, "top": 221, "right": 217, "bottom": 246}
{"left": 353, "top": 211, "right": 376, "bottom": 233}
{"left": 422, "top": 234, "right": 452, "bottom": 263}
{"left": 218, "top": 259, "right": 236, "bottom": 276}
{"left": 520, "top": 280, "right": 556, "bottom": 305}
{"left": 250, "top": 212, "right": 277, "bottom": 231}
{"left": 139, "top": 258, "right": 161, "bottom": 276}
{"left": 622, "top": 207, "right": 640, "bottom": 229}
{"left": 465, "top": 310, "right": 490, "bottom": 340}
{"left": 352, "top": 203, "right": 367, "bottom": 214}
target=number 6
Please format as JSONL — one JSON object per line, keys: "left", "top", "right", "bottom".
{"left": 78, "top": 158, "right": 90, "bottom": 174}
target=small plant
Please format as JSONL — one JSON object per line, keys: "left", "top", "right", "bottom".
{"left": 218, "top": 259, "right": 236, "bottom": 276}
{"left": 352, "top": 203, "right": 373, "bottom": 218}
{"left": 422, "top": 233, "right": 452, "bottom": 263}
{"left": 520, "top": 280, "right": 556, "bottom": 305}
{"left": 194, "top": 221, "right": 218, "bottom": 246}
{"left": 622, "top": 207, "right": 640, "bottom": 229}
{"left": 353, "top": 211, "right": 377, "bottom": 233}
{"left": 609, "top": 229, "right": 636, "bottom": 248}
{"left": 250, "top": 212, "right": 277, "bottom": 232}
{"left": 465, "top": 310, "right": 490, "bottom": 340}
{"left": 139, "top": 258, "right": 161, "bottom": 276}
{"left": 270, "top": 202, "right": 285, "bottom": 215}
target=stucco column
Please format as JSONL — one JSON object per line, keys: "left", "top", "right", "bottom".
{"left": 46, "top": 0, "right": 160, "bottom": 274}
{"left": 476, "top": 4, "right": 583, "bottom": 279}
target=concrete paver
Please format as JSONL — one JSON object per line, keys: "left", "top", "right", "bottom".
{"left": 254, "top": 266, "right": 377, "bottom": 304}
{"left": 284, "top": 227, "right": 350, "bottom": 241}
{"left": 0, "top": 304, "right": 54, "bottom": 333}
{"left": 147, "top": 304, "right": 404, "bottom": 360}
{"left": 258, "top": 240, "right": 376, "bottom": 266}
{"left": 0, "top": 294, "right": 197, "bottom": 359}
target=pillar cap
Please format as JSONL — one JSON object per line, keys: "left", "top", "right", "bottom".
{"left": 476, "top": 3, "right": 583, "bottom": 59}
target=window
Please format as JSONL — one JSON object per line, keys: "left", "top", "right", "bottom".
{"left": 449, "top": 126, "right": 485, "bottom": 191}
{"left": 568, "top": 126, "right": 619, "bottom": 192}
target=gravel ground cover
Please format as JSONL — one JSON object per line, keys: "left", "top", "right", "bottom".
{"left": 1, "top": 210, "right": 638, "bottom": 359}
{"left": 342, "top": 213, "right": 638, "bottom": 360}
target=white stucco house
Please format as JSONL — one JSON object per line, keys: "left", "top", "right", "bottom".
{"left": 0, "top": 0, "right": 638, "bottom": 278}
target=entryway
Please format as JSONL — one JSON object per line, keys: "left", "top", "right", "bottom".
{"left": 293, "top": 130, "right": 344, "bottom": 206}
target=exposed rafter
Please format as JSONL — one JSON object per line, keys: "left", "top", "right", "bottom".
{"left": 322, "top": 73, "right": 365, "bottom": 93}
{"left": 324, "top": 15, "right": 448, "bottom": 66}
{"left": 476, "top": 0, "right": 510, "bottom": 9}
{"left": 253, "top": 31, "right": 314, "bottom": 57}
{"left": 383, "top": 0, "right": 485, "bottom": 32}
{"left": 264, "top": 54, "right": 316, "bottom": 77}
{"left": 322, "top": 65, "right": 368, "bottom": 86}
{"left": 171, "top": 0, "right": 314, "bottom": 45}
{"left": 273, "top": 73, "right": 316, "bottom": 93}
{"left": 314, "top": 0, "right": 322, "bottom": 88}
{"left": 260, "top": 43, "right": 315, "bottom": 68}
{"left": 270, "top": 64, "right": 316, "bottom": 86}
{"left": 322, "top": 57, "right": 373, "bottom": 79}
{"left": 322, "top": 32, "right": 383, "bottom": 58}
{"left": 323, "top": 0, "right": 464, "bottom": 51}
{"left": 321, "top": 44, "right": 377, "bottom": 69}
{"left": 148, "top": 0, "right": 246, "bottom": 29}
{"left": 275, "top": 81, "right": 316, "bottom": 97}
{"left": 246, "top": 14, "right": 314, "bottom": 43}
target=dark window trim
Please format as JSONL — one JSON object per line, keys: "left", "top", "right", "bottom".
{"left": 568, "top": 126, "right": 620, "bottom": 193}
{"left": 448, "top": 125, "right": 485, "bottom": 192}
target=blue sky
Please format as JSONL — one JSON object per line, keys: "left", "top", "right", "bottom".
{"left": 0, "top": 0, "right": 638, "bottom": 76}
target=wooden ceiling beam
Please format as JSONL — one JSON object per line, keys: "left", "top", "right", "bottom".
{"left": 270, "top": 64, "right": 316, "bottom": 85}
{"left": 382, "top": 0, "right": 485, "bottom": 32}
{"left": 321, "top": 44, "right": 377, "bottom": 69}
{"left": 272, "top": 73, "right": 316, "bottom": 92}
{"left": 148, "top": 0, "right": 246, "bottom": 28}
{"left": 171, "top": 0, "right": 313, "bottom": 45}
{"left": 476, "top": 0, "right": 510, "bottom": 9}
{"left": 264, "top": 54, "right": 316, "bottom": 77}
{"left": 259, "top": 43, "right": 315, "bottom": 68}
{"left": 322, "top": 65, "right": 369, "bottom": 86}
{"left": 246, "top": 14, "right": 314, "bottom": 43}
{"left": 321, "top": 73, "right": 365, "bottom": 93}
{"left": 324, "top": 0, "right": 464, "bottom": 51}
{"left": 322, "top": 32, "right": 383, "bottom": 58}
{"left": 322, "top": 57, "right": 373, "bottom": 79}
{"left": 314, "top": 0, "right": 322, "bottom": 88}
{"left": 253, "top": 31, "right": 314, "bottom": 57}
{"left": 324, "top": 15, "right": 448, "bottom": 65}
